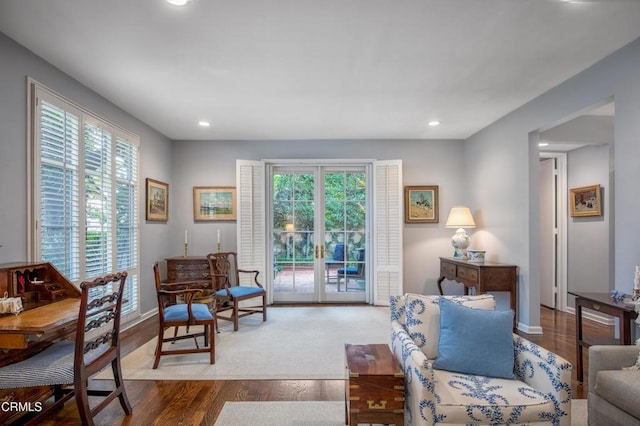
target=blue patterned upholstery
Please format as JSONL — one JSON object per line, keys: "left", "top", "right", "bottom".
{"left": 390, "top": 294, "right": 573, "bottom": 425}
{"left": 163, "top": 303, "right": 214, "bottom": 322}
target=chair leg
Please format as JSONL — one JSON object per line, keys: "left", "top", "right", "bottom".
{"left": 209, "top": 321, "right": 216, "bottom": 364}
{"left": 172, "top": 325, "right": 179, "bottom": 344}
{"left": 262, "top": 294, "right": 267, "bottom": 322}
{"left": 74, "top": 377, "right": 94, "bottom": 426}
{"left": 153, "top": 325, "right": 165, "bottom": 369}
{"left": 233, "top": 301, "right": 239, "bottom": 331}
{"left": 112, "top": 357, "right": 133, "bottom": 415}
{"left": 203, "top": 324, "right": 209, "bottom": 347}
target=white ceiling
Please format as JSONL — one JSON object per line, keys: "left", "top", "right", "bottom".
{"left": 1, "top": 0, "right": 639, "bottom": 141}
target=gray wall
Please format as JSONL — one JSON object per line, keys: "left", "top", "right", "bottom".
{"left": 567, "top": 145, "right": 611, "bottom": 295}
{"left": 171, "top": 139, "right": 466, "bottom": 296}
{"left": 0, "top": 33, "right": 173, "bottom": 314}
{"left": 466, "top": 37, "right": 640, "bottom": 332}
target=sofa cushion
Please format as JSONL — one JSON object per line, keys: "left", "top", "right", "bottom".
{"left": 594, "top": 369, "right": 640, "bottom": 419}
{"left": 433, "top": 298, "right": 514, "bottom": 379}
{"left": 404, "top": 293, "right": 495, "bottom": 359}
{"left": 432, "top": 368, "right": 557, "bottom": 424}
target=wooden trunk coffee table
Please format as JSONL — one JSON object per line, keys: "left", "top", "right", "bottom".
{"left": 345, "top": 343, "right": 404, "bottom": 426}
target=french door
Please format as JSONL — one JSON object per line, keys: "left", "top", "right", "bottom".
{"left": 270, "top": 164, "right": 368, "bottom": 303}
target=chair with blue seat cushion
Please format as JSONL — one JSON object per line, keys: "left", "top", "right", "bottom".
{"left": 207, "top": 252, "right": 267, "bottom": 331}
{"left": 0, "top": 272, "right": 132, "bottom": 426}
{"left": 152, "top": 262, "right": 216, "bottom": 369}
{"left": 337, "top": 247, "right": 365, "bottom": 291}
{"left": 325, "top": 242, "right": 346, "bottom": 283}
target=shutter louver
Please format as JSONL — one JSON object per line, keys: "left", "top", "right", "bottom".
{"left": 373, "top": 160, "right": 403, "bottom": 305}
{"left": 236, "top": 160, "right": 266, "bottom": 289}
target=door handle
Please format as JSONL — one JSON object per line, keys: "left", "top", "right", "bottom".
{"left": 321, "top": 245, "right": 325, "bottom": 258}
{"left": 315, "top": 245, "right": 319, "bottom": 259}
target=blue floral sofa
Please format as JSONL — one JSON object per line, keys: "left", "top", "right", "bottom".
{"left": 390, "top": 293, "right": 572, "bottom": 425}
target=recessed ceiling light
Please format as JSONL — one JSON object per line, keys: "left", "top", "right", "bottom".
{"left": 198, "top": 121, "right": 211, "bottom": 127}
{"left": 428, "top": 121, "right": 440, "bottom": 127}
{"left": 167, "top": 0, "right": 189, "bottom": 6}
{"left": 538, "top": 142, "right": 549, "bottom": 147}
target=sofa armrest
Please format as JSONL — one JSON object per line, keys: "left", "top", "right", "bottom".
{"left": 588, "top": 345, "right": 640, "bottom": 393}
{"left": 391, "top": 320, "right": 440, "bottom": 425}
{"left": 513, "top": 335, "right": 572, "bottom": 424}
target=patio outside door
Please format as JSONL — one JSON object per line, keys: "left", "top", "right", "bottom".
{"left": 271, "top": 165, "right": 367, "bottom": 303}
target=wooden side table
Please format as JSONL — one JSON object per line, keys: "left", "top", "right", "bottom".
{"left": 437, "top": 257, "right": 518, "bottom": 320}
{"left": 345, "top": 343, "right": 404, "bottom": 426}
{"left": 569, "top": 291, "right": 639, "bottom": 383}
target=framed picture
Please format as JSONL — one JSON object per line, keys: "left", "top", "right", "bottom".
{"left": 146, "top": 178, "right": 168, "bottom": 222}
{"left": 569, "top": 184, "right": 602, "bottom": 217}
{"left": 404, "top": 185, "right": 439, "bottom": 223}
{"left": 193, "top": 186, "right": 237, "bottom": 221}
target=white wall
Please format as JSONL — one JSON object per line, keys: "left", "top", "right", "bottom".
{"left": 567, "top": 145, "right": 611, "bottom": 294}
{"left": 0, "top": 33, "right": 173, "bottom": 314}
{"left": 466, "top": 37, "right": 640, "bottom": 333}
{"left": 171, "top": 139, "right": 466, "bottom": 295}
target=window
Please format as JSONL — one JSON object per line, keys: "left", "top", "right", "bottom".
{"left": 29, "top": 81, "right": 140, "bottom": 322}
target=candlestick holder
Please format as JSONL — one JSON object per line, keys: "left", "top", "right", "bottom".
{"left": 217, "top": 242, "right": 221, "bottom": 253}
{"left": 184, "top": 243, "right": 188, "bottom": 258}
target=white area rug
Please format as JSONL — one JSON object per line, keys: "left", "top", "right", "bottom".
{"left": 214, "top": 400, "right": 589, "bottom": 426}
{"left": 103, "top": 306, "right": 389, "bottom": 380}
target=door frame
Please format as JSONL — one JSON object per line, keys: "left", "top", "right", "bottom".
{"left": 539, "top": 151, "right": 568, "bottom": 312}
{"left": 266, "top": 160, "right": 371, "bottom": 304}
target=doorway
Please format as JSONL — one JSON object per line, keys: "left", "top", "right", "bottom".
{"left": 270, "top": 164, "right": 368, "bottom": 303}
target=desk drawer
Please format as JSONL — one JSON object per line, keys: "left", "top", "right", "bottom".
{"left": 441, "top": 262, "right": 456, "bottom": 277}
{"left": 456, "top": 266, "right": 478, "bottom": 283}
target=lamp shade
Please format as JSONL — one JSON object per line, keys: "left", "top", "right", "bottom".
{"left": 445, "top": 206, "right": 475, "bottom": 228}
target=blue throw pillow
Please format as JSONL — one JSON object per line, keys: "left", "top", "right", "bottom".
{"left": 432, "top": 298, "right": 515, "bottom": 379}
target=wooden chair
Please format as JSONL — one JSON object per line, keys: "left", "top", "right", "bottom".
{"left": 0, "top": 272, "right": 132, "bottom": 426}
{"left": 152, "top": 262, "right": 216, "bottom": 368}
{"left": 207, "top": 252, "right": 267, "bottom": 331}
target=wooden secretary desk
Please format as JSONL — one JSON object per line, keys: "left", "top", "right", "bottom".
{"left": 0, "top": 261, "right": 81, "bottom": 424}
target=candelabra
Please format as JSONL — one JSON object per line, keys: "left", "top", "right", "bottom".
{"left": 184, "top": 242, "right": 188, "bottom": 258}
{"left": 217, "top": 242, "right": 221, "bottom": 253}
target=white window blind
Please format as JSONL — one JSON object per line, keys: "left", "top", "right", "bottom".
{"left": 372, "top": 160, "right": 403, "bottom": 305}
{"left": 236, "top": 160, "right": 266, "bottom": 291}
{"left": 30, "top": 82, "right": 140, "bottom": 321}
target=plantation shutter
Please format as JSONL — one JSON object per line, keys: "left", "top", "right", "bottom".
{"left": 36, "top": 94, "right": 82, "bottom": 281}
{"left": 114, "top": 133, "right": 139, "bottom": 320}
{"left": 236, "top": 160, "right": 266, "bottom": 293}
{"left": 372, "top": 160, "right": 403, "bottom": 305}
{"left": 31, "top": 82, "right": 140, "bottom": 322}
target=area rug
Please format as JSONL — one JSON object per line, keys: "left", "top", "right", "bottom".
{"left": 100, "top": 305, "right": 389, "bottom": 380}
{"left": 213, "top": 400, "right": 589, "bottom": 426}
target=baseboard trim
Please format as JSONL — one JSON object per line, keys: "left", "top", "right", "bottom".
{"left": 122, "top": 307, "right": 158, "bottom": 332}
{"left": 565, "top": 306, "right": 615, "bottom": 326}
{"left": 517, "top": 323, "right": 543, "bottom": 334}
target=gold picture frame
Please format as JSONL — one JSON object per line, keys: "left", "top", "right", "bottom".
{"left": 146, "top": 178, "right": 168, "bottom": 222}
{"left": 569, "top": 184, "right": 602, "bottom": 217}
{"left": 404, "top": 185, "right": 439, "bottom": 223}
{"left": 193, "top": 186, "right": 237, "bottom": 221}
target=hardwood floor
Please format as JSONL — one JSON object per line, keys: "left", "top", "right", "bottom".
{"left": 35, "top": 305, "right": 612, "bottom": 425}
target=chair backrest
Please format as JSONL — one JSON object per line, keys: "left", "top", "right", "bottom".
{"left": 333, "top": 242, "right": 345, "bottom": 261}
{"left": 75, "top": 272, "right": 127, "bottom": 371}
{"left": 153, "top": 262, "right": 169, "bottom": 315}
{"left": 354, "top": 248, "right": 365, "bottom": 276}
{"left": 207, "top": 252, "right": 239, "bottom": 289}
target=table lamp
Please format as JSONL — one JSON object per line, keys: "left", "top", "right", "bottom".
{"left": 445, "top": 206, "right": 476, "bottom": 259}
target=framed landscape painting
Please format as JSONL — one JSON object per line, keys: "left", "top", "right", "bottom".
{"left": 193, "top": 186, "right": 237, "bottom": 221}
{"left": 570, "top": 184, "right": 602, "bottom": 217}
{"left": 405, "top": 185, "right": 439, "bottom": 223}
{"left": 146, "top": 178, "right": 168, "bottom": 222}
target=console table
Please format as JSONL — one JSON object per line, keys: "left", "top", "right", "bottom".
{"left": 437, "top": 257, "right": 518, "bottom": 319}
{"left": 569, "top": 291, "right": 638, "bottom": 383}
